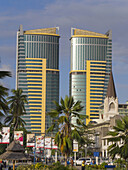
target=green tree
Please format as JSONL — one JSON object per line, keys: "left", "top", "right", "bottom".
{"left": 0, "top": 71, "right": 11, "bottom": 127}
{"left": 47, "top": 95, "right": 87, "bottom": 166}
{"left": 0, "top": 71, "right": 11, "bottom": 79}
{"left": 77, "top": 127, "right": 95, "bottom": 157}
{"left": 0, "top": 86, "right": 9, "bottom": 117}
{"left": 108, "top": 116, "right": 128, "bottom": 160}
{"left": 4, "top": 88, "right": 27, "bottom": 130}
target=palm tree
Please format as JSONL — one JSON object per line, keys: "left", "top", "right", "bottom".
{"left": 4, "top": 88, "right": 28, "bottom": 130}
{"left": 0, "top": 86, "right": 9, "bottom": 117}
{"left": 0, "top": 71, "right": 11, "bottom": 127}
{"left": 47, "top": 95, "right": 87, "bottom": 166}
{"left": 0, "top": 71, "right": 11, "bottom": 79}
{"left": 108, "top": 116, "right": 128, "bottom": 160}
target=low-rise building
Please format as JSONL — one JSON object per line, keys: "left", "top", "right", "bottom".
{"left": 87, "top": 72, "right": 128, "bottom": 158}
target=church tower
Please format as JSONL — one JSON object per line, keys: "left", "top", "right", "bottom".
{"left": 99, "top": 71, "right": 119, "bottom": 122}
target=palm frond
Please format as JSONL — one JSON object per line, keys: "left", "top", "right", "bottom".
{"left": 46, "top": 124, "right": 55, "bottom": 133}
{"left": 71, "top": 129, "right": 81, "bottom": 141}
{"left": 58, "top": 116, "right": 68, "bottom": 124}
{"left": 107, "top": 116, "right": 128, "bottom": 159}
{"left": 0, "top": 71, "right": 11, "bottom": 79}
{"left": 47, "top": 110, "right": 59, "bottom": 117}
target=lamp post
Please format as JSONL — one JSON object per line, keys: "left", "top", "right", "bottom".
{"left": 84, "top": 144, "right": 87, "bottom": 157}
{"left": 73, "top": 140, "right": 78, "bottom": 166}
{"left": 94, "top": 132, "right": 100, "bottom": 165}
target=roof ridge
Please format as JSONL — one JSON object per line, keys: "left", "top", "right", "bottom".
{"left": 74, "top": 28, "right": 107, "bottom": 37}
{"left": 24, "top": 27, "right": 57, "bottom": 34}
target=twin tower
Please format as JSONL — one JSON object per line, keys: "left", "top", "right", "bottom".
{"left": 16, "top": 25, "right": 112, "bottom": 134}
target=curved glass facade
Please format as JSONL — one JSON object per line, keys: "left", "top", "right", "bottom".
{"left": 71, "top": 37, "right": 107, "bottom": 71}
{"left": 70, "top": 29, "right": 112, "bottom": 124}
{"left": 24, "top": 35, "right": 59, "bottom": 69}
{"left": 16, "top": 25, "right": 59, "bottom": 133}
{"left": 70, "top": 72, "right": 86, "bottom": 124}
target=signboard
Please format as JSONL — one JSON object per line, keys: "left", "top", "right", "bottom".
{"left": 52, "top": 139, "right": 58, "bottom": 150}
{"left": 44, "top": 137, "right": 58, "bottom": 149}
{"left": 0, "top": 127, "right": 10, "bottom": 144}
{"left": 27, "top": 134, "right": 35, "bottom": 147}
{"left": 36, "top": 136, "right": 44, "bottom": 148}
{"left": 14, "top": 131, "right": 23, "bottom": 145}
{"left": 94, "top": 152, "right": 99, "bottom": 157}
{"left": 27, "top": 135, "right": 58, "bottom": 150}
{"left": 45, "top": 137, "right": 51, "bottom": 149}
{"left": 73, "top": 140, "right": 78, "bottom": 152}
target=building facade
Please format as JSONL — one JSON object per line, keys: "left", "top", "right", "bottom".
{"left": 16, "top": 25, "right": 59, "bottom": 134}
{"left": 89, "top": 93, "right": 128, "bottom": 158}
{"left": 70, "top": 28, "right": 112, "bottom": 124}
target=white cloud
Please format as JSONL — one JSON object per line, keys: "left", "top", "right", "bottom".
{"left": 0, "top": 64, "right": 12, "bottom": 71}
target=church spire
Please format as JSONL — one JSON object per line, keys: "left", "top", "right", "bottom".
{"left": 106, "top": 71, "right": 117, "bottom": 98}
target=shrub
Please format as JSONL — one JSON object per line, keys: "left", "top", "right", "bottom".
{"left": 50, "top": 162, "right": 69, "bottom": 170}
{"left": 35, "top": 163, "right": 44, "bottom": 169}
{"left": 100, "top": 162, "right": 108, "bottom": 169}
{"left": 16, "top": 162, "right": 77, "bottom": 170}
{"left": 85, "top": 163, "right": 108, "bottom": 170}
{"left": 17, "top": 164, "right": 35, "bottom": 170}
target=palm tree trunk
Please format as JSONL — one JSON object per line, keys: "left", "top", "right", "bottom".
{"left": 65, "top": 153, "right": 68, "bottom": 167}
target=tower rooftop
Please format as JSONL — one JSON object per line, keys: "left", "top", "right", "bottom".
{"left": 71, "top": 28, "right": 108, "bottom": 38}
{"left": 24, "top": 27, "right": 59, "bottom": 36}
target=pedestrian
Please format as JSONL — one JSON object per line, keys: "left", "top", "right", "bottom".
{"left": 70, "top": 158, "right": 73, "bottom": 167}
{"left": 4, "top": 161, "right": 6, "bottom": 168}
{"left": 67, "top": 160, "right": 70, "bottom": 165}
{"left": 46, "top": 157, "right": 47, "bottom": 164}
{"left": 90, "top": 161, "right": 93, "bottom": 165}
{"left": 81, "top": 160, "right": 85, "bottom": 170}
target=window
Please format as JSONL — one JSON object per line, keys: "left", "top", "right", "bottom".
{"left": 109, "top": 102, "right": 115, "bottom": 111}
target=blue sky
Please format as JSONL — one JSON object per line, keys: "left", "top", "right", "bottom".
{"left": 0, "top": 0, "right": 128, "bottom": 103}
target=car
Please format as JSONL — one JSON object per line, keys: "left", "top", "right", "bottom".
{"left": 85, "top": 158, "right": 91, "bottom": 165}
{"left": 101, "top": 157, "right": 109, "bottom": 163}
{"left": 74, "top": 157, "right": 86, "bottom": 166}
{"left": 74, "top": 157, "right": 91, "bottom": 166}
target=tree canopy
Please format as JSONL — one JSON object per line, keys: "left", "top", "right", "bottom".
{"left": 47, "top": 95, "right": 88, "bottom": 166}
{"left": 108, "top": 116, "right": 128, "bottom": 160}
{"left": 0, "top": 70, "right": 11, "bottom": 128}
{"left": 4, "top": 89, "right": 27, "bottom": 130}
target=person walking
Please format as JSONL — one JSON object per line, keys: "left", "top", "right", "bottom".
{"left": 70, "top": 158, "right": 73, "bottom": 167}
{"left": 81, "top": 160, "right": 85, "bottom": 170}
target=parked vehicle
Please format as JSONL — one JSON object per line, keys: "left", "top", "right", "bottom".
{"left": 74, "top": 157, "right": 86, "bottom": 166}
{"left": 74, "top": 157, "right": 91, "bottom": 166}
{"left": 85, "top": 158, "right": 91, "bottom": 165}
{"left": 101, "top": 157, "right": 109, "bottom": 163}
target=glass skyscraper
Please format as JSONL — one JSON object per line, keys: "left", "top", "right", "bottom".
{"left": 16, "top": 25, "right": 59, "bottom": 133}
{"left": 70, "top": 28, "right": 112, "bottom": 124}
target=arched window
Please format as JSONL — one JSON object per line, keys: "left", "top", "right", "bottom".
{"left": 109, "top": 102, "right": 115, "bottom": 111}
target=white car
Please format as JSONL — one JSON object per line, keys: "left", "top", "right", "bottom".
{"left": 74, "top": 158, "right": 86, "bottom": 166}
{"left": 85, "top": 158, "right": 92, "bottom": 165}
{"left": 74, "top": 157, "right": 91, "bottom": 166}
